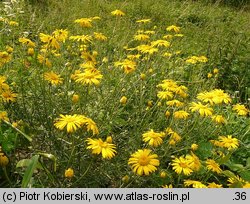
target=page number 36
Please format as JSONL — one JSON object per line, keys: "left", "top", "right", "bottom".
{"left": 234, "top": 192, "right": 247, "bottom": 201}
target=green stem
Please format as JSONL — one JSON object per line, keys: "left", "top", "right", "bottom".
{"left": 72, "top": 161, "right": 92, "bottom": 186}
{"left": 2, "top": 167, "right": 11, "bottom": 186}
{"left": 3, "top": 120, "right": 32, "bottom": 142}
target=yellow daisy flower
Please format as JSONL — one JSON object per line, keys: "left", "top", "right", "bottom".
{"left": 44, "top": 71, "right": 63, "bottom": 85}
{"left": 206, "top": 159, "right": 222, "bottom": 174}
{"left": 128, "top": 149, "right": 159, "bottom": 176}
{"left": 142, "top": 129, "right": 166, "bottom": 147}
{"left": 86, "top": 137, "right": 116, "bottom": 159}
{"left": 171, "top": 156, "right": 193, "bottom": 176}
{"left": 54, "top": 114, "right": 86, "bottom": 133}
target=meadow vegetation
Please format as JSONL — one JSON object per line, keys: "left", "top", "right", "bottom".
{"left": 0, "top": 0, "right": 250, "bottom": 187}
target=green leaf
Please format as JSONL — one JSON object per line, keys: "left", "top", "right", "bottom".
{"left": 225, "top": 162, "right": 245, "bottom": 172}
{"left": 239, "top": 170, "right": 250, "bottom": 182}
{"left": 38, "top": 153, "right": 57, "bottom": 172}
{"left": 222, "top": 170, "right": 236, "bottom": 178}
{"left": 16, "top": 159, "right": 43, "bottom": 170}
{"left": 246, "top": 157, "right": 250, "bottom": 167}
{"left": 196, "top": 142, "right": 213, "bottom": 159}
{"left": 21, "top": 155, "right": 40, "bottom": 188}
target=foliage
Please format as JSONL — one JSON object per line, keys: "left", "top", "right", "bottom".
{"left": 0, "top": 0, "right": 249, "bottom": 188}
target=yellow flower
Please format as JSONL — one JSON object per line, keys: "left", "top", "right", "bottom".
{"left": 163, "top": 34, "right": 173, "bottom": 40}
{"left": 160, "top": 171, "right": 167, "bottom": 178}
{"left": 6, "top": 45, "right": 13, "bottom": 53}
{"left": 69, "top": 35, "right": 93, "bottom": 43}
{"left": 136, "top": 44, "right": 158, "bottom": 54}
{"left": 9, "top": 21, "right": 19, "bottom": 26}
{"left": 151, "top": 40, "right": 170, "bottom": 48}
{"left": 142, "top": 129, "right": 166, "bottom": 147}
{"left": 27, "top": 48, "right": 35, "bottom": 56}
{"left": 54, "top": 114, "right": 86, "bottom": 133}
{"left": 213, "top": 68, "right": 219, "bottom": 74}
{"left": 136, "top": 19, "right": 151, "bottom": 23}
{"left": 115, "top": 59, "right": 136, "bottom": 74}
{"left": 19, "top": 37, "right": 36, "bottom": 47}
{"left": 206, "top": 159, "right": 222, "bottom": 174}
{"left": 227, "top": 175, "right": 245, "bottom": 187}
{"left": 218, "top": 135, "right": 239, "bottom": 150}
{"left": 44, "top": 71, "right": 63, "bottom": 85}
{"left": 186, "top": 152, "right": 201, "bottom": 171}
{"left": 171, "top": 156, "right": 193, "bottom": 176}
{"left": 52, "top": 29, "right": 68, "bottom": 42}
{"left": 232, "top": 104, "right": 249, "bottom": 116}
{"left": 86, "top": 138, "right": 116, "bottom": 159}
{"left": 140, "top": 73, "right": 146, "bottom": 80}
{"left": 83, "top": 118, "right": 99, "bottom": 135}
{"left": 173, "top": 110, "right": 190, "bottom": 119}
{"left": 1, "top": 90, "right": 17, "bottom": 103}
{"left": 0, "top": 153, "right": 9, "bottom": 167}
{"left": 73, "top": 69, "right": 103, "bottom": 86}
{"left": 128, "top": 149, "right": 159, "bottom": 176}
{"left": 197, "top": 89, "right": 231, "bottom": 105}
{"left": 120, "top": 96, "right": 127, "bottom": 104}
{"left": 0, "top": 51, "right": 12, "bottom": 66}
{"left": 40, "top": 33, "right": 60, "bottom": 50}
{"left": 211, "top": 115, "right": 226, "bottom": 125}
{"left": 94, "top": 32, "right": 108, "bottom": 41}
{"left": 184, "top": 180, "right": 207, "bottom": 188}
{"left": 163, "top": 52, "right": 172, "bottom": 58}
{"left": 157, "top": 91, "right": 174, "bottom": 100}
{"left": 166, "top": 25, "right": 180, "bottom": 33}
{"left": 74, "top": 18, "right": 92, "bottom": 27}
{"left": 207, "top": 73, "right": 213, "bottom": 78}
{"left": 72, "top": 94, "right": 79, "bottom": 103}
{"left": 0, "top": 76, "right": 9, "bottom": 92}
{"left": 122, "top": 175, "right": 130, "bottom": 183}
{"left": 166, "top": 128, "right": 182, "bottom": 145}
{"left": 0, "top": 111, "right": 9, "bottom": 122}
{"left": 133, "top": 34, "right": 150, "bottom": 41}
{"left": 207, "top": 182, "right": 223, "bottom": 188}
{"left": 162, "top": 184, "right": 173, "bottom": 188}
{"left": 165, "top": 111, "right": 171, "bottom": 118}
{"left": 243, "top": 182, "right": 250, "bottom": 188}
{"left": 65, "top": 168, "right": 74, "bottom": 178}
{"left": 166, "top": 100, "right": 184, "bottom": 107}
{"left": 189, "top": 102, "right": 213, "bottom": 117}
{"left": 111, "top": 9, "right": 125, "bottom": 16}
{"left": 191, "top": 144, "right": 198, "bottom": 151}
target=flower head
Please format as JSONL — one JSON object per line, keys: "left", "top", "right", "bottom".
{"left": 128, "top": 149, "right": 159, "bottom": 176}
{"left": 111, "top": 10, "right": 125, "bottom": 16}
{"left": 173, "top": 110, "right": 190, "bottom": 119}
{"left": 1, "top": 90, "right": 17, "bottom": 103}
{"left": 44, "top": 71, "right": 63, "bottom": 85}
{"left": 232, "top": 104, "right": 249, "bottom": 116}
{"left": 206, "top": 159, "right": 222, "bottom": 174}
{"left": 0, "top": 153, "right": 9, "bottom": 167}
{"left": 171, "top": 155, "right": 193, "bottom": 175}
{"left": 74, "top": 18, "right": 92, "bottom": 27}
{"left": 189, "top": 102, "right": 213, "bottom": 117}
{"left": 142, "top": 129, "right": 166, "bottom": 147}
{"left": 72, "top": 69, "right": 103, "bottom": 86}
{"left": 218, "top": 135, "right": 239, "bottom": 150}
{"left": 54, "top": 114, "right": 86, "bottom": 133}
{"left": 86, "top": 137, "right": 116, "bottom": 159}
{"left": 65, "top": 168, "right": 74, "bottom": 178}
{"left": 184, "top": 180, "right": 207, "bottom": 188}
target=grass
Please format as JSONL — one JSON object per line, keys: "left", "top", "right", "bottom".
{"left": 0, "top": 0, "right": 250, "bottom": 188}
